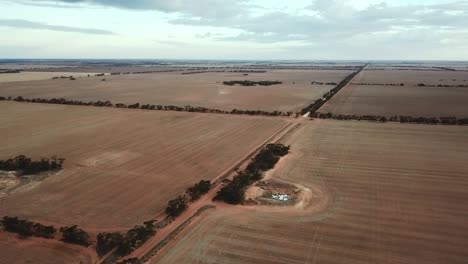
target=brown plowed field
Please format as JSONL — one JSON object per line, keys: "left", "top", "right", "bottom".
{"left": 0, "top": 70, "right": 351, "bottom": 112}
{"left": 352, "top": 70, "right": 468, "bottom": 86}
{"left": 0, "top": 102, "right": 288, "bottom": 229}
{"left": 0, "top": 231, "right": 95, "bottom": 264}
{"left": 156, "top": 120, "right": 468, "bottom": 264}
{"left": 320, "top": 70, "right": 468, "bottom": 117}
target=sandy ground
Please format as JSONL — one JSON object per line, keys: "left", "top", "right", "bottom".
{"left": 0, "top": 72, "right": 98, "bottom": 82}
{"left": 0, "top": 231, "right": 96, "bottom": 264}
{"left": 320, "top": 84, "right": 468, "bottom": 117}
{"left": 156, "top": 120, "right": 468, "bottom": 264}
{"left": 0, "top": 101, "right": 287, "bottom": 229}
{"left": 0, "top": 70, "right": 351, "bottom": 112}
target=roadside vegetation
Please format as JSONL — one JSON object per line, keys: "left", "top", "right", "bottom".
{"left": 0, "top": 155, "right": 65, "bottom": 175}
{"left": 215, "top": 143, "right": 290, "bottom": 204}
{"left": 301, "top": 65, "right": 366, "bottom": 115}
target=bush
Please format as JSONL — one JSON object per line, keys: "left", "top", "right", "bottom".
{"left": 60, "top": 225, "right": 90, "bottom": 247}
{"left": 96, "top": 232, "right": 124, "bottom": 256}
{"left": 117, "top": 220, "right": 156, "bottom": 256}
{"left": 186, "top": 180, "right": 211, "bottom": 201}
{"left": 165, "top": 196, "right": 188, "bottom": 217}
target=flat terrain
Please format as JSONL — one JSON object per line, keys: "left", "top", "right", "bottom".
{"left": 320, "top": 70, "right": 468, "bottom": 117}
{"left": 0, "top": 231, "right": 94, "bottom": 264}
{"left": 0, "top": 102, "right": 288, "bottom": 229}
{"left": 0, "top": 70, "right": 352, "bottom": 112}
{"left": 352, "top": 69, "right": 468, "bottom": 86}
{"left": 157, "top": 120, "right": 468, "bottom": 264}
{"left": 0, "top": 72, "right": 97, "bottom": 82}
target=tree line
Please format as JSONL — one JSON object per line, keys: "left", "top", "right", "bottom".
{"left": 215, "top": 143, "right": 290, "bottom": 204}
{"left": 223, "top": 80, "right": 282, "bottom": 86}
{"left": 0, "top": 155, "right": 65, "bottom": 175}
{"left": 301, "top": 65, "right": 366, "bottom": 115}
{"left": 0, "top": 96, "right": 292, "bottom": 117}
{"left": 417, "top": 83, "right": 468, "bottom": 88}
{"left": 352, "top": 83, "right": 405, "bottom": 86}
{"left": 311, "top": 81, "right": 338, "bottom": 85}
{"left": 313, "top": 112, "right": 468, "bottom": 125}
{"left": 1, "top": 216, "right": 91, "bottom": 246}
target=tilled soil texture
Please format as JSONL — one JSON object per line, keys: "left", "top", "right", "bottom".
{"left": 0, "top": 102, "right": 288, "bottom": 229}
{"left": 156, "top": 120, "right": 468, "bottom": 264}
{"left": 0, "top": 70, "right": 352, "bottom": 112}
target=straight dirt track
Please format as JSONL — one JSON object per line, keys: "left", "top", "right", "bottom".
{"left": 156, "top": 120, "right": 468, "bottom": 264}
{"left": 0, "top": 101, "right": 288, "bottom": 229}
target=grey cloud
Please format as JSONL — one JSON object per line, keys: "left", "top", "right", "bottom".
{"left": 0, "top": 19, "right": 116, "bottom": 35}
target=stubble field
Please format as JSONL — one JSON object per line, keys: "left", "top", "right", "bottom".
{"left": 320, "top": 70, "right": 468, "bottom": 117}
{"left": 156, "top": 120, "right": 468, "bottom": 264}
{"left": 0, "top": 70, "right": 352, "bottom": 112}
{"left": 0, "top": 101, "right": 288, "bottom": 229}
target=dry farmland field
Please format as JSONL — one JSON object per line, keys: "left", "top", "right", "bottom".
{"left": 320, "top": 69, "right": 468, "bottom": 117}
{"left": 0, "top": 101, "right": 288, "bottom": 229}
{"left": 0, "top": 232, "right": 95, "bottom": 264}
{"left": 0, "top": 70, "right": 352, "bottom": 112}
{"left": 0, "top": 72, "right": 97, "bottom": 83}
{"left": 156, "top": 120, "right": 468, "bottom": 264}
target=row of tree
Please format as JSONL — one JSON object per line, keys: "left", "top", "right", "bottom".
{"left": 353, "top": 83, "right": 405, "bottom": 86}
{"left": 223, "top": 80, "right": 282, "bottom": 86}
{"left": 301, "top": 66, "right": 365, "bottom": 115}
{"left": 0, "top": 216, "right": 91, "bottom": 246}
{"left": 1, "top": 216, "right": 56, "bottom": 238}
{"left": 417, "top": 83, "right": 468, "bottom": 88}
{"left": 0, "top": 155, "right": 65, "bottom": 175}
{"left": 97, "top": 180, "right": 212, "bottom": 257}
{"left": 215, "top": 143, "right": 290, "bottom": 204}
{"left": 1, "top": 96, "right": 291, "bottom": 117}
{"left": 311, "top": 81, "right": 338, "bottom": 85}
{"left": 313, "top": 112, "right": 468, "bottom": 125}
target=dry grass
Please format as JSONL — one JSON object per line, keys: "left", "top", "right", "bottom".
{"left": 0, "top": 102, "right": 288, "bottom": 229}
{"left": 157, "top": 120, "right": 468, "bottom": 264}
{"left": 0, "top": 70, "right": 352, "bottom": 112}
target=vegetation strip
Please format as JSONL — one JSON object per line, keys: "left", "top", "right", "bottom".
{"left": 301, "top": 63, "right": 368, "bottom": 115}
{"left": 0, "top": 155, "right": 65, "bottom": 176}
{"left": 313, "top": 113, "right": 468, "bottom": 125}
{"left": 223, "top": 80, "right": 282, "bottom": 86}
{"left": 0, "top": 96, "right": 293, "bottom": 117}
{"left": 215, "top": 143, "right": 290, "bottom": 204}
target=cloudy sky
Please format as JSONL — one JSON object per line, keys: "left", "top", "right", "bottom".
{"left": 0, "top": 0, "right": 467, "bottom": 60}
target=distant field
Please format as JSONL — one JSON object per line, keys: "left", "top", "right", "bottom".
{"left": 352, "top": 69, "right": 468, "bottom": 86}
{"left": 157, "top": 120, "right": 468, "bottom": 264}
{"left": 0, "top": 70, "right": 352, "bottom": 112}
{"left": 0, "top": 72, "right": 97, "bottom": 82}
{"left": 319, "top": 70, "right": 468, "bottom": 117}
{"left": 0, "top": 232, "right": 94, "bottom": 264}
{"left": 0, "top": 102, "right": 288, "bottom": 229}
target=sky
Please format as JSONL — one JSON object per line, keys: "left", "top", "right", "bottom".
{"left": 0, "top": 0, "right": 467, "bottom": 60}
